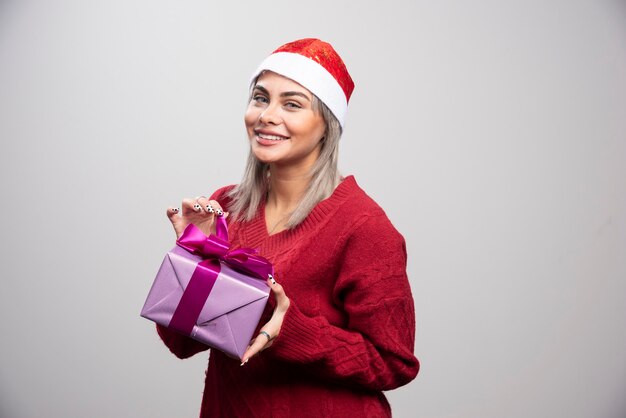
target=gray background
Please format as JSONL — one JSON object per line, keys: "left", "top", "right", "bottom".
{"left": 1, "top": 1, "right": 625, "bottom": 417}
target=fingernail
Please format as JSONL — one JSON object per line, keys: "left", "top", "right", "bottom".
{"left": 269, "top": 274, "right": 276, "bottom": 285}
{"left": 216, "top": 209, "right": 224, "bottom": 216}
{"left": 240, "top": 359, "right": 249, "bottom": 366}
{"left": 172, "top": 208, "right": 179, "bottom": 213}
{"left": 193, "top": 204, "right": 201, "bottom": 211}
{"left": 206, "top": 205, "right": 214, "bottom": 213}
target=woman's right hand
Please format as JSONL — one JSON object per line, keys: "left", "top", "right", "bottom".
{"left": 166, "top": 196, "right": 227, "bottom": 240}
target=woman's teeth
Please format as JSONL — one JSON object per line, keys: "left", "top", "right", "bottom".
{"left": 258, "top": 133, "right": 287, "bottom": 141}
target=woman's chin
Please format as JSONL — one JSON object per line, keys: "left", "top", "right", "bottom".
{"left": 251, "top": 146, "right": 284, "bottom": 164}
{"left": 252, "top": 151, "right": 280, "bottom": 165}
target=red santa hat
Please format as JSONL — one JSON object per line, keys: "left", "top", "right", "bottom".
{"left": 251, "top": 38, "right": 355, "bottom": 129}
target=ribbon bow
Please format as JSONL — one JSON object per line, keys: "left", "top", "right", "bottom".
{"left": 176, "top": 216, "right": 274, "bottom": 280}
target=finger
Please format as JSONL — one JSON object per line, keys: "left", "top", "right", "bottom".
{"left": 166, "top": 207, "right": 187, "bottom": 238}
{"left": 241, "top": 331, "right": 272, "bottom": 365}
{"left": 268, "top": 277, "right": 290, "bottom": 311}
{"left": 196, "top": 196, "right": 215, "bottom": 217}
{"left": 182, "top": 198, "right": 202, "bottom": 215}
{"left": 166, "top": 207, "right": 179, "bottom": 220}
{"left": 166, "top": 207, "right": 182, "bottom": 227}
{"left": 245, "top": 336, "right": 273, "bottom": 355}
{"left": 208, "top": 200, "right": 224, "bottom": 217}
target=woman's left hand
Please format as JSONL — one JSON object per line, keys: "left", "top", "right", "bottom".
{"left": 240, "top": 277, "right": 290, "bottom": 365}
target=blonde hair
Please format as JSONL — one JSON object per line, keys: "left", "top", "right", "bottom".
{"left": 227, "top": 88, "right": 342, "bottom": 229}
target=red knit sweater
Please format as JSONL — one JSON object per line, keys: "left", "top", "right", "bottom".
{"left": 156, "top": 176, "right": 419, "bottom": 417}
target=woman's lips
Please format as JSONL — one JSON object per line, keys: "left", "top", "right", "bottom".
{"left": 255, "top": 132, "right": 289, "bottom": 146}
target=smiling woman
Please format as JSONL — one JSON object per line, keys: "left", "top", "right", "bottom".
{"left": 156, "top": 38, "right": 419, "bottom": 418}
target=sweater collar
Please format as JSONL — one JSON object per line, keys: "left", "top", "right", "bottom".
{"left": 241, "top": 175, "right": 359, "bottom": 250}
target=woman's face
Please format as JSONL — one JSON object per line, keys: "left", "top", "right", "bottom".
{"left": 245, "top": 71, "right": 326, "bottom": 169}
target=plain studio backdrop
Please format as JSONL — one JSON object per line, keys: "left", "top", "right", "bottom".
{"left": 1, "top": 1, "right": 625, "bottom": 417}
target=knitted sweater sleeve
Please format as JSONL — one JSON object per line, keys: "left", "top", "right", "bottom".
{"left": 268, "top": 213, "right": 420, "bottom": 391}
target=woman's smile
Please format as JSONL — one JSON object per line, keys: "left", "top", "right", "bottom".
{"left": 254, "top": 129, "right": 290, "bottom": 145}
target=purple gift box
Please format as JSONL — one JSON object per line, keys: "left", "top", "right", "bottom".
{"left": 141, "top": 218, "right": 272, "bottom": 360}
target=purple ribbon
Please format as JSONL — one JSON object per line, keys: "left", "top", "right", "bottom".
{"left": 168, "top": 216, "right": 273, "bottom": 336}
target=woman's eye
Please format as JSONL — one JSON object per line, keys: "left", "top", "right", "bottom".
{"left": 253, "top": 95, "right": 268, "bottom": 104}
{"left": 285, "top": 102, "right": 302, "bottom": 109}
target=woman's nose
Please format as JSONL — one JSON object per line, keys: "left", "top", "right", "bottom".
{"left": 259, "top": 105, "right": 281, "bottom": 125}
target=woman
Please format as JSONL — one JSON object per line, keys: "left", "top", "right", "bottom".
{"left": 157, "top": 38, "right": 419, "bottom": 417}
